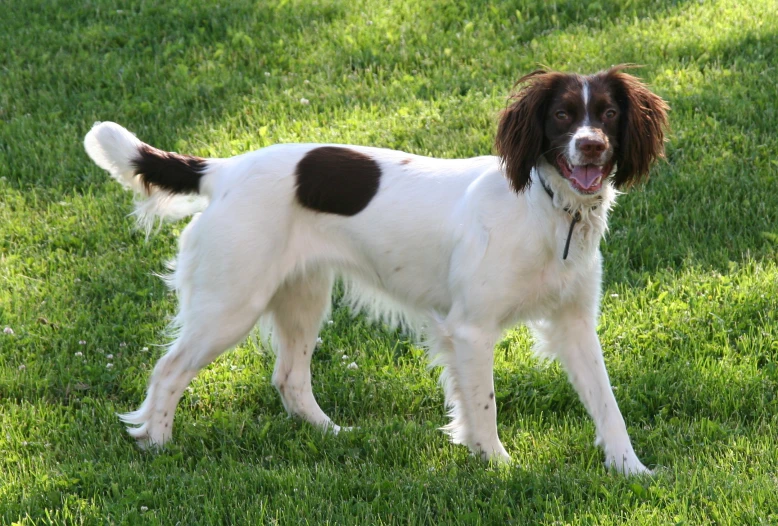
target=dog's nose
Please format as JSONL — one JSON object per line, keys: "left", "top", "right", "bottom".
{"left": 576, "top": 138, "right": 607, "bottom": 155}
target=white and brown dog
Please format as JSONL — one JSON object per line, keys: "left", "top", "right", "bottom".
{"left": 85, "top": 65, "right": 668, "bottom": 474}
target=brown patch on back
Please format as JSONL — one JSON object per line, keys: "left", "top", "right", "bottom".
{"left": 295, "top": 147, "right": 381, "bottom": 216}
{"left": 400, "top": 157, "right": 412, "bottom": 165}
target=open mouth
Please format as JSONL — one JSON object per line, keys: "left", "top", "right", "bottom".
{"left": 555, "top": 156, "right": 612, "bottom": 194}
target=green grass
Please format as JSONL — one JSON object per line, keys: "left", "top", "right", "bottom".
{"left": 2, "top": 0, "right": 778, "bottom": 523}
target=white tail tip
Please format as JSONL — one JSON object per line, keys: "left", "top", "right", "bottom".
{"left": 84, "top": 121, "right": 145, "bottom": 193}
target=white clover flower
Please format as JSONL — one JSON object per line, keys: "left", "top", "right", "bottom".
{"left": 3, "top": 327, "right": 13, "bottom": 335}
{"left": 342, "top": 355, "right": 349, "bottom": 360}
{"left": 106, "top": 354, "right": 114, "bottom": 359}
{"left": 347, "top": 362, "right": 358, "bottom": 370}
{"left": 75, "top": 352, "right": 83, "bottom": 357}
{"left": 106, "top": 363, "right": 114, "bottom": 369}
{"left": 79, "top": 340, "right": 86, "bottom": 345}
{"left": 18, "top": 364, "right": 26, "bottom": 371}
{"left": 300, "top": 98, "right": 310, "bottom": 105}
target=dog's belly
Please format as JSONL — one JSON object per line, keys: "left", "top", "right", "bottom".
{"left": 335, "top": 234, "right": 454, "bottom": 315}
{"left": 373, "top": 257, "right": 452, "bottom": 311}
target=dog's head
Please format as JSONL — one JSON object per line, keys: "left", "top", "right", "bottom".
{"left": 495, "top": 65, "right": 669, "bottom": 194}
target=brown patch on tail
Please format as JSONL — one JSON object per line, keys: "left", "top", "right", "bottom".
{"left": 132, "top": 144, "right": 206, "bottom": 194}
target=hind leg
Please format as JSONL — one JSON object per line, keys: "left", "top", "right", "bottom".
{"left": 119, "top": 213, "right": 283, "bottom": 448}
{"left": 268, "top": 268, "right": 342, "bottom": 431}
{"left": 119, "top": 293, "right": 269, "bottom": 448}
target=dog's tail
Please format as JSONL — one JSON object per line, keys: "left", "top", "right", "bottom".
{"left": 84, "top": 121, "right": 216, "bottom": 230}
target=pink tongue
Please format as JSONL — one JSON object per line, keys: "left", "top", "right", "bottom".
{"left": 570, "top": 165, "right": 604, "bottom": 190}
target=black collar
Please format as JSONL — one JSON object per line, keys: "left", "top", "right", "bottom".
{"left": 537, "top": 175, "right": 599, "bottom": 261}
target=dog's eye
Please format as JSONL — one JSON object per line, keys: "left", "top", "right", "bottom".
{"left": 604, "top": 109, "right": 617, "bottom": 119}
{"left": 555, "top": 110, "right": 569, "bottom": 121}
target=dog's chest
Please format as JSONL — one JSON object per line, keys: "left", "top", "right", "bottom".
{"left": 496, "top": 226, "right": 597, "bottom": 322}
{"left": 516, "top": 260, "right": 577, "bottom": 313}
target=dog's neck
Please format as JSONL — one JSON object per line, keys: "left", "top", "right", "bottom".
{"left": 532, "top": 161, "right": 616, "bottom": 260}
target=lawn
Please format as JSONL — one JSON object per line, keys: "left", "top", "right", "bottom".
{"left": 1, "top": 0, "right": 777, "bottom": 523}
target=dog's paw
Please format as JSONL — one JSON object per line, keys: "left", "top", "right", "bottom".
{"left": 605, "top": 450, "right": 652, "bottom": 476}
{"left": 123, "top": 424, "right": 157, "bottom": 451}
{"left": 118, "top": 412, "right": 171, "bottom": 451}
{"left": 320, "top": 422, "right": 357, "bottom": 435}
{"left": 473, "top": 441, "right": 512, "bottom": 464}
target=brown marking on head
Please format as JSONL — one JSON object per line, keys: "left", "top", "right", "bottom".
{"left": 295, "top": 147, "right": 381, "bottom": 216}
{"left": 495, "top": 65, "right": 668, "bottom": 193}
{"left": 600, "top": 65, "right": 669, "bottom": 188}
{"left": 132, "top": 144, "right": 206, "bottom": 194}
{"left": 495, "top": 70, "right": 575, "bottom": 192}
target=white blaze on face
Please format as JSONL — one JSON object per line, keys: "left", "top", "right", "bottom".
{"left": 567, "top": 80, "right": 608, "bottom": 166}
{"left": 561, "top": 80, "right": 610, "bottom": 192}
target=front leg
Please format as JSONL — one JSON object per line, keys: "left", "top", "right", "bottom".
{"left": 534, "top": 313, "right": 650, "bottom": 475}
{"left": 444, "top": 324, "right": 510, "bottom": 463}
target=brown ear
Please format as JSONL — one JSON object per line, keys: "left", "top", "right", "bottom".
{"left": 605, "top": 66, "right": 670, "bottom": 189}
{"left": 495, "top": 70, "right": 565, "bottom": 193}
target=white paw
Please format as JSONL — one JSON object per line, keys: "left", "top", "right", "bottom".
{"left": 320, "top": 421, "right": 355, "bottom": 435}
{"left": 472, "top": 441, "right": 512, "bottom": 464}
{"left": 119, "top": 413, "right": 171, "bottom": 451}
{"left": 124, "top": 424, "right": 167, "bottom": 451}
{"left": 605, "top": 450, "right": 652, "bottom": 476}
